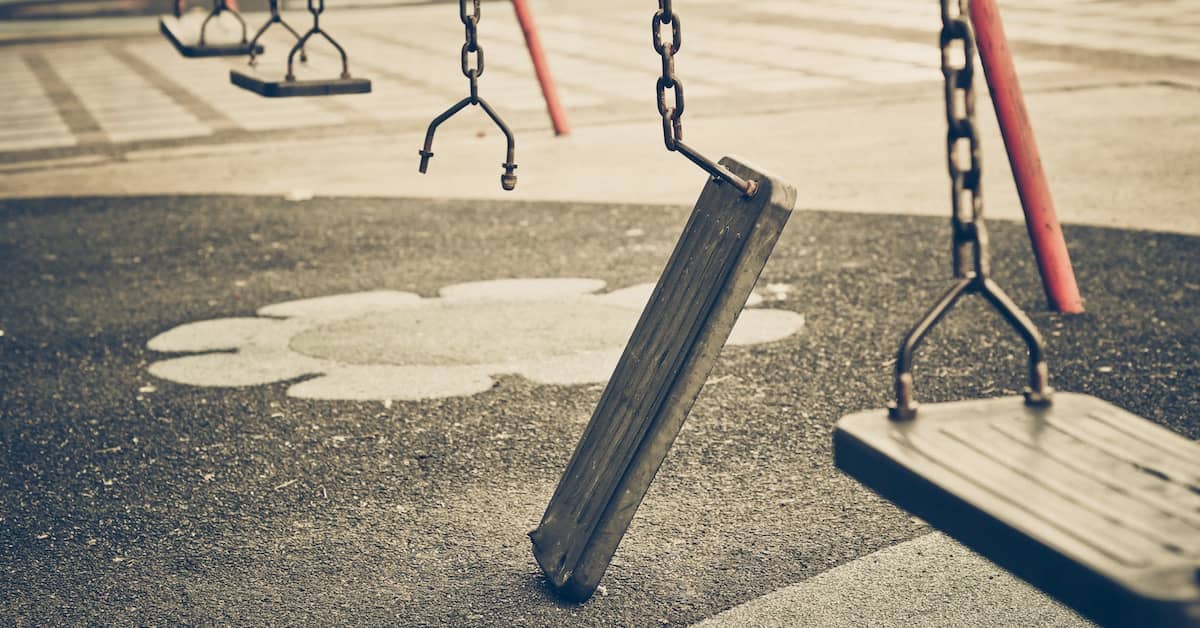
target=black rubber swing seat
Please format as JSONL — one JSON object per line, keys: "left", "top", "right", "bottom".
{"left": 835, "top": 392, "right": 1200, "bottom": 627}
{"left": 229, "top": 69, "right": 371, "bottom": 98}
{"left": 159, "top": 14, "right": 262, "bottom": 58}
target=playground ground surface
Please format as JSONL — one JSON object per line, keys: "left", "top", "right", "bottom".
{"left": 1, "top": 0, "right": 1197, "bottom": 625}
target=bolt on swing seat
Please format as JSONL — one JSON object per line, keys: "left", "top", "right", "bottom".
{"left": 530, "top": 1, "right": 798, "bottom": 601}
{"left": 160, "top": 0, "right": 263, "bottom": 58}
{"left": 834, "top": 3, "right": 1200, "bottom": 626}
{"left": 230, "top": 0, "right": 370, "bottom": 97}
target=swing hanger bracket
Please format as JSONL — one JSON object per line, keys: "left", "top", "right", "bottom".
{"left": 246, "top": 0, "right": 306, "bottom": 67}
{"left": 889, "top": 0, "right": 1052, "bottom": 421}
{"left": 417, "top": 0, "right": 517, "bottom": 190}
{"left": 418, "top": 95, "right": 518, "bottom": 191}
{"left": 198, "top": 0, "right": 248, "bottom": 48}
{"left": 887, "top": 272, "right": 1054, "bottom": 422}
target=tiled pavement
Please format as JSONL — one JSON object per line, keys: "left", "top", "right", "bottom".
{"left": 0, "top": 0, "right": 1195, "bottom": 158}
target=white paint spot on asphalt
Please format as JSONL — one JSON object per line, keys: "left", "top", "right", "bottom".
{"left": 148, "top": 317, "right": 284, "bottom": 353}
{"left": 763, "top": 282, "right": 792, "bottom": 301}
{"left": 437, "top": 278, "right": 605, "bottom": 302}
{"left": 258, "top": 290, "right": 421, "bottom": 320}
{"left": 727, "top": 310, "right": 806, "bottom": 346}
{"left": 149, "top": 350, "right": 327, "bottom": 388}
{"left": 287, "top": 364, "right": 497, "bottom": 401}
{"left": 145, "top": 278, "right": 805, "bottom": 400}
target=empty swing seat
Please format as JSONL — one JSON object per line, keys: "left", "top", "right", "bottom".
{"left": 230, "top": 68, "right": 370, "bottom": 98}
{"left": 835, "top": 392, "right": 1200, "bottom": 627}
{"left": 159, "top": 11, "right": 261, "bottom": 58}
{"left": 229, "top": 0, "right": 371, "bottom": 98}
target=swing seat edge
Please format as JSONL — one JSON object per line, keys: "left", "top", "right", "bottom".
{"left": 230, "top": 69, "right": 372, "bottom": 98}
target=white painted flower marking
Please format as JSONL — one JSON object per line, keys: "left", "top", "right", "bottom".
{"left": 147, "top": 278, "right": 804, "bottom": 400}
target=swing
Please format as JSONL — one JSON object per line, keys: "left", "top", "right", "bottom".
{"left": 417, "top": 0, "right": 518, "bottom": 190}
{"left": 159, "top": 0, "right": 262, "bottom": 58}
{"left": 833, "top": 3, "right": 1200, "bottom": 627}
{"left": 529, "top": 1, "right": 798, "bottom": 601}
{"left": 230, "top": 0, "right": 371, "bottom": 98}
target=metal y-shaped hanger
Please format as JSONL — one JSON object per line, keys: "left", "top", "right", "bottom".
{"left": 418, "top": 0, "right": 518, "bottom": 191}
{"left": 245, "top": 0, "right": 307, "bottom": 67}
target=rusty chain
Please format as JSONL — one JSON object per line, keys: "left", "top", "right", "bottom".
{"left": 886, "top": 0, "right": 1051, "bottom": 420}
{"left": 418, "top": 0, "right": 517, "bottom": 190}
{"left": 460, "top": 0, "right": 483, "bottom": 102}
{"left": 651, "top": 0, "right": 757, "bottom": 197}
{"left": 940, "top": 0, "right": 988, "bottom": 279}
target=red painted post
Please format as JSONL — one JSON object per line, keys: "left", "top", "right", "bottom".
{"left": 511, "top": 0, "right": 570, "bottom": 136}
{"left": 970, "top": 0, "right": 1083, "bottom": 313}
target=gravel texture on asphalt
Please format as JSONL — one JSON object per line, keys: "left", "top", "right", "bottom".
{"left": 0, "top": 195, "right": 1196, "bottom": 626}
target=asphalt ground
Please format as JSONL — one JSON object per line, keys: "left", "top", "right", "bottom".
{"left": 1, "top": 194, "right": 1196, "bottom": 625}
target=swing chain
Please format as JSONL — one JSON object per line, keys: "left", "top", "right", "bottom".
{"left": 651, "top": 0, "right": 757, "bottom": 197}
{"left": 653, "top": 0, "right": 684, "bottom": 147}
{"left": 940, "top": 0, "right": 988, "bottom": 280}
{"left": 460, "top": 0, "right": 483, "bottom": 102}
{"left": 887, "top": 0, "right": 1051, "bottom": 420}
{"left": 418, "top": 0, "right": 517, "bottom": 190}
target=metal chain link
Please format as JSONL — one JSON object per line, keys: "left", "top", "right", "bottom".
{"left": 460, "top": 0, "right": 483, "bottom": 102}
{"left": 651, "top": 0, "right": 757, "bottom": 197}
{"left": 653, "top": 1, "right": 684, "bottom": 148}
{"left": 418, "top": 0, "right": 517, "bottom": 190}
{"left": 940, "top": 0, "right": 990, "bottom": 279}
{"left": 886, "top": 0, "right": 1051, "bottom": 421}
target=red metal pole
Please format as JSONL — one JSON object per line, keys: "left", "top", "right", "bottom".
{"left": 511, "top": 0, "right": 570, "bottom": 136}
{"left": 970, "top": 0, "right": 1083, "bottom": 313}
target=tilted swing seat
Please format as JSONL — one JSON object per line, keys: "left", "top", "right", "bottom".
{"left": 160, "top": 0, "right": 262, "bottom": 58}
{"left": 833, "top": 3, "right": 1200, "bottom": 626}
{"left": 231, "top": 0, "right": 370, "bottom": 97}
{"left": 529, "top": 0, "right": 798, "bottom": 601}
